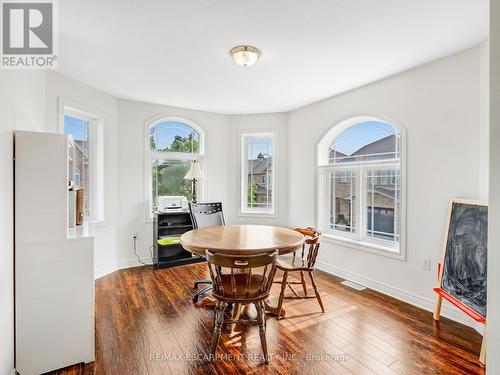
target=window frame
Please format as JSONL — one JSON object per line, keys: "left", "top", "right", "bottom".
{"left": 144, "top": 116, "right": 205, "bottom": 222}
{"left": 58, "top": 98, "right": 105, "bottom": 225}
{"left": 317, "top": 116, "right": 406, "bottom": 260}
{"left": 239, "top": 132, "right": 276, "bottom": 217}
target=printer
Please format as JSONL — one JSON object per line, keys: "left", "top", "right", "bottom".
{"left": 158, "top": 196, "right": 188, "bottom": 212}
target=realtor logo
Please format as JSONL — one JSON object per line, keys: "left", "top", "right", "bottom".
{"left": 1, "top": 0, "right": 57, "bottom": 69}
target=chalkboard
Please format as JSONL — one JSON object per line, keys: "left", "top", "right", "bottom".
{"left": 440, "top": 200, "right": 488, "bottom": 318}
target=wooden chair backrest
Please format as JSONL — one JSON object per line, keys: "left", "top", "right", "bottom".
{"left": 206, "top": 251, "right": 278, "bottom": 300}
{"left": 291, "top": 227, "right": 321, "bottom": 269}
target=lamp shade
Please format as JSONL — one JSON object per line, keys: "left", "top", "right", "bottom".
{"left": 184, "top": 162, "right": 204, "bottom": 180}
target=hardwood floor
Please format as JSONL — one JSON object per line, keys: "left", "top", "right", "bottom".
{"left": 50, "top": 264, "right": 485, "bottom": 375}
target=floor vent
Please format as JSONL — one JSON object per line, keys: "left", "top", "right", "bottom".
{"left": 340, "top": 280, "right": 367, "bottom": 291}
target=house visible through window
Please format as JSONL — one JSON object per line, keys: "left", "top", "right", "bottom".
{"left": 241, "top": 134, "right": 274, "bottom": 215}
{"left": 65, "top": 115, "right": 90, "bottom": 216}
{"left": 64, "top": 110, "right": 104, "bottom": 223}
{"left": 147, "top": 120, "right": 203, "bottom": 216}
{"left": 319, "top": 119, "right": 404, "bottom": 257}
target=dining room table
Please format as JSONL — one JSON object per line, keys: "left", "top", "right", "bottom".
{"left": 180, "top": 224, "right": 305, "bottom": 327}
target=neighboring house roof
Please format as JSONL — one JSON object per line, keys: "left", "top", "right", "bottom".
{"left": 248, "top": 157, "right": 272, "bottom": 174}
{"left": 374, "top": 187, "right": 397, "bottom": 200}
{"left": 254, "top": 183, "right": 271, "bottom": 195}
{"left": 351, "top": 134, "right": 396, "bottom": 157}
{"left": 329, "top": 149, "right": 347, "bottom": 161}
{"left": 329, "top": 134, "right": 397, "bottom": 162}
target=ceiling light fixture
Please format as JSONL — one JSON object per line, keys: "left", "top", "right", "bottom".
{"left": 230, "top": 45, "right": 261, "bottom": 67}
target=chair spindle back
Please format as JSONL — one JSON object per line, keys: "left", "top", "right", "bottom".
{"left": 206, "top": 251, "right": 278, "bottom": 301}
{"left": 290, "top": 227, "right": 321, "bottom": 269}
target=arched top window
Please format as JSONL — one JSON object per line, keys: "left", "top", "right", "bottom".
{"left": 149, "top": 121, "right": 202, "bottom": 154}
{"left": 329, "top": 120, "right": 400, "bottom": 164}
{"left": 145, "top": 117, "right": 204, "bottom": 218}
{"left": 317, "top": 117, "right": 406, "bottom": 259}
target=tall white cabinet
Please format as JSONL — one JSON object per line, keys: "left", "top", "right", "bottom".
{"left": 15, "top": 131, "right": 95, "bottom": 375}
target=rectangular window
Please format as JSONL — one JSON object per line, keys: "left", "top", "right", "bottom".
{"left": 241, "top": 134, "right": 275, "bottom": 215}
{"left": 365, "top": 168, "right": 400, "bottom": 243}
{"left": 65, "top": 115, "right": 90, "bottom": 216}
{"left": 323, "top": 164, "right": 401, "bottom": 254}
{"left": 63, "top": 109, "right": 105, "bottom": 223}
{"left": 329, "top": 170, "right": 356, "bottom": 233}
{"left": 151, "top": 159, "right": 193, "bottom": 212}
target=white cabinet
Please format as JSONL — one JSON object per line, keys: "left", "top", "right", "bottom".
{"left": 15, "top": 131, "right": 95, "bottom": 375}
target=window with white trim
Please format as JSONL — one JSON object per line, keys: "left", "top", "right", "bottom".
{"left": 241, "top": 133, "right": 275, "bottom": 215}
{"left": 146, "top": 119, "right": 204, "bottom": 217}
{"left": 318, "top": 118, "right": 405, "bottom": 257}
{"left": 63, "top": 108, "right": 105, "bottom": 223}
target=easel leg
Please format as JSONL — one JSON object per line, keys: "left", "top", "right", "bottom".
{"left": 433, "top": 294, "right": 443, "bottom": 321}
{"left": 479, "top": 328, "right": 487, "bottom": 365}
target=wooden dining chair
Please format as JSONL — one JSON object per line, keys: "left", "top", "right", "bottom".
{"left": 274, "top": 227, "right": 324, "bottom": 318}
{"left": 189, "top": 202, "right": 225, "bottom": 303}
{"left": 206, "top": 250, "right": 278, "bottom": 364}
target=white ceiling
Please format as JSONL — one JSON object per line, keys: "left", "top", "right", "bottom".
{"left": 58, "top": 0, "right": 488, "bottom": 114}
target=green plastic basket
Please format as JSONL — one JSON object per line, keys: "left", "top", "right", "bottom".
{"left": 157, "top": 237, "right": 181, "bottom": 246}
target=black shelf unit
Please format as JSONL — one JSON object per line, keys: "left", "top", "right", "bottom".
{"left": 153, "top": 211, "right": 204, "bottom": 269}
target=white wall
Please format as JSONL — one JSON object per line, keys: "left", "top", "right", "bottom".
{"left": 488, "top": 1, "right": 499, "bottom": 371}
{"left": 0, "top": 71, "right": 47, "bottom": 375}
{"left": 288, "top": 45, "right": 487, "bottom": 327}
{"left": 45, "top": 72, "right": 119, "bottom": 278}
{"left": 116, "top": 99, "right": 230, "bottom": 267}
{"left": 227, "top": 113, "right": 289, "bottom": 226}
{"left": 480, "top": 42, "right": 490, "bottom": 201}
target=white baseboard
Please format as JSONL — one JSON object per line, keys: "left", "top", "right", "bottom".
{"left": 118, "top": 258, "right": 154, "bottom": 269}
{"left": 94, "top": 263, "right": 119, "bottom": 279}
{"left": 94, "top": 258, "right": 153, "bottom": 280}
{"left": 316, "top": 261, "right": 484, "bottom": 334}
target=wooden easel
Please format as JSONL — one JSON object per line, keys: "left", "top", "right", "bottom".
{"left": 433, "top": 199, "right": 487, "bottom": 365}
{"left": 433, "top": 263, "right": 487, "bottom": 365}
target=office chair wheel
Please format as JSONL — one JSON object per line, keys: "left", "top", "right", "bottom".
{"left": 192, "top": 285, "right": 213, "bottom": 303}
{"left": 194, "top": 279, "right": 212, "bottom": 289}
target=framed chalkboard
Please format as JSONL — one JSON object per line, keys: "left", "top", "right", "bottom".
{"left": 439, "top": 199, "right": 488, "bottom": 318}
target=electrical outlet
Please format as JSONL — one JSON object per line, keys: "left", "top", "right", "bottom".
{"left": 422, "top": 259, "right": 431, "bottom": 271}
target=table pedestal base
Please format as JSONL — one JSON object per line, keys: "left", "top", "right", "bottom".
{"left": 198, "top": 296, "right": 286, "bottom": 331}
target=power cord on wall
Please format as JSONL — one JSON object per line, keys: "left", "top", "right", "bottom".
{"left": 133, "top": 234, "right": 154, "bottom": 266}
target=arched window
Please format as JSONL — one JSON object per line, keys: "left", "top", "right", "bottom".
{"left": 317, "top": 117, "right": 405, "bottom": 258}
{"left": 145, "top": 117, "right": 204, "bottom": 218}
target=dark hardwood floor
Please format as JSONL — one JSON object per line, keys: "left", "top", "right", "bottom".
{"left": 50, "top": 264, "right": 485, "bottom": 375}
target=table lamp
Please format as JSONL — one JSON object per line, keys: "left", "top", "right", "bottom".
{"left": 184, "top": 161, "right": 204, "bottom": 203}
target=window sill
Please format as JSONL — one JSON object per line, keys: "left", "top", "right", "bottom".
{"left": 67, "top": 222, "right": 95, "bottom": 240}
{"left": 238, "top": 211, "right": 278, "bottom": 218}
{"left": 322, "top": 233, "right": 406, "bottom": 261}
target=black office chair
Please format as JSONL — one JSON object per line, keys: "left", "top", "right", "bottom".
{"left": 189, "top": 202, "right": 225, "bottom": 303}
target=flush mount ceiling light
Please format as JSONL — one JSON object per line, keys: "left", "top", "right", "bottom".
{"left": 230, "top": 45, "right": 261, "bottom": 67}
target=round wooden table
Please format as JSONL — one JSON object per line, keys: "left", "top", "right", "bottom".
{"left": 181, "top": 224, "right": 305, "bottom": 325}
{"left": 181, "top": 224, "right": 305, "bottom": 257}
